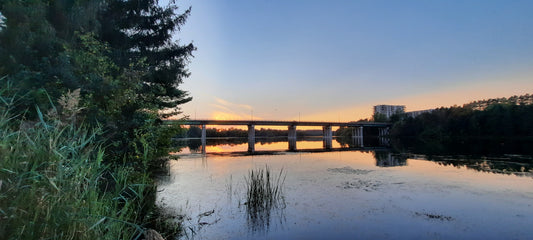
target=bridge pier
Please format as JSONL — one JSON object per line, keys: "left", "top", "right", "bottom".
{"left": 288, "top": 138, "right": 297, "bottom": 151}
{"left": 174, "top": 119, "right": 392, "bottom": 153}
{"left": 323, "top": 125, "right": 332, "bottom": 149}
{"left": 201, "top": 124, "right": 207, "bottom": 153}
{"left": 352, "top": 126, "right": 364, "bottom": 147}
{"left": 378, "top": 127, "right": 390, "bottom": 137}
{"left": 288, "top": 125, "right": 297, "bottom": 140}
{"left": 248, "top": 124, "right": 255, "bottom": 152}
{"left": 378, "top": 127, "right": 390, "bottom": 146}
{"left": 288, "top": 125, "right": 297, "bottom": 151}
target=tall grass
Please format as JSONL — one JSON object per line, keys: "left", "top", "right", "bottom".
{"left": 0, "top": 85, "right": 177, "bottom": 239}
{"left": 244, "top": 166, "right": 286, "bottom": 232}
{"left": 245, "top": 166, "right": 286, "bottom": 215}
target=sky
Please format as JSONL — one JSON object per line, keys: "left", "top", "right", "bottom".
{"left": 172, "top": 0, "right": 533, "bottom": 122}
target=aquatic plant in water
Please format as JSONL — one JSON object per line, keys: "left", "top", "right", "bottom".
{"left": 244, "top": 166, "right": 286, "bottom": 231}
{"left": 245, "top": 166, "right": 285, "bottom": 210}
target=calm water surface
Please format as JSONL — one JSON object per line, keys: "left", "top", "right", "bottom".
{"left": 158, "top": 139, "right": 533, "bottom": 240}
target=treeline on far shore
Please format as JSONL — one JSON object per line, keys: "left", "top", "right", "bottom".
{"left": 390, "top": 103, "right": 533, "bottom": 139}
{"left": 333, "top": 94, "right": 533, "bottom": 142}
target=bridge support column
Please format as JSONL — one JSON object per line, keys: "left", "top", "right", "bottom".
{"left": 288, "top": 125, "right": 297, "bottom": 140}
{"left": 288, "top": 125, "right": 297, "bottom": 151}
{"left": 378, "top": 127, "right": 390, "bottom": 137}
{"left": 201, "top": 124, "right": 206, "bottom": 153}
{"left": 248, "top": 124, "right": 255, "bottom": 152}
{"left": 352, "top": 126, "right": 364, "bottom": 147}
{"left": 323, "top": 125, "right": 332, "bottom": 149}
{"left": 288, "top": 138, "right": 297, "bottom": 151}
{"left": 378, "top": 127, "right": 390, "bottom": 146}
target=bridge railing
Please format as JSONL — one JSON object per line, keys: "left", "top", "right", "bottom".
{"left": 164, "top": 119, "right": 391, "bottom": 127}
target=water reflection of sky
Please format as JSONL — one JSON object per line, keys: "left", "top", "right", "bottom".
{"left": 160, "top": 148, "right": 533, "bottom": 240}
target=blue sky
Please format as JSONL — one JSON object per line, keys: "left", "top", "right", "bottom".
{"left": 174, "top": 0, "right": 533, "bottom": 121}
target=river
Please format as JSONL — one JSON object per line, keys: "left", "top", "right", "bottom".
{"left": 157, "top": 137, "right": 533, "bottom": 240}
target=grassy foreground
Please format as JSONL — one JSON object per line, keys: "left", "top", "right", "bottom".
{"left": 0, "top": 95, "right": 180, "bottom": 238}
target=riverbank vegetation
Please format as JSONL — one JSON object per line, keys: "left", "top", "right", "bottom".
{"left": 0, "top": 0, "right": 193, "bottom": 239}
{"left": 388, "top": 94, "right": 533, "bottom": 156}
{"left": 0, "top": 89, "right": 176, "bottom": 239}
{"left": 390, "top": 95, "right": 533, "bottom": 139}
{"left": 335, "top": 94, "right": 533, "bottom": 141}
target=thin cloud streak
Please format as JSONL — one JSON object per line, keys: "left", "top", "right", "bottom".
{"left": 210, "top": 97, "right": 259, "bottom": 120}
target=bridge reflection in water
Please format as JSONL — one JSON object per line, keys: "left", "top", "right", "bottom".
{"left": 178, "top": 136, "right": 392, "bottom": 155}
{"left": 176, "top": 138, "right": 406, "bottom": 167}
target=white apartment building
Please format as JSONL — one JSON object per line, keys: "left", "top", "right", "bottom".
{"left": 373, "top": 105, "right": 405, "bottom": 119}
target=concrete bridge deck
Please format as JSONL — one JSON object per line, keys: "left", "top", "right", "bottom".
{"left": 165, "top": 119, "right": 391, "bottom": 153}
{"left": 165, "top": 119, "right": 391, "bottom": 127}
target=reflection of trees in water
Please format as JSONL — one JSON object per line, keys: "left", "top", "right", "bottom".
{"left": 391, "top": 137, "right": 533, "bottom": 156}
{"left": 391, "top": 137, "right": 533, "bottom": 177}
{"left": 179, "top": 137, "right": 533, "bottom": 177}
{"left": 335, "top": 136, "right": 386, "bottom": 148}
{"left": 373, "top": 151, "right": 407, "bottom": 167}
{"left": 425, "top": 155, "right": 533, "bottom": 177}
{"left": 187, "top": 139, "right": 202, "bottom": 152}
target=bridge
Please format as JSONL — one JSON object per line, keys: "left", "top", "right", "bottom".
{"left": 165, "top": 119, "right": 392, "bottom": 152}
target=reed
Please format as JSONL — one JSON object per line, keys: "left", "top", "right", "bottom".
{"left": 0, "top": 85, "right": 178, "bottom": 239}
{"left": 245, "top": 166, "right": 286, "bottom": 214}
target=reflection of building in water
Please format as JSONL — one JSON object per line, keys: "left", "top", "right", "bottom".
{"left": 373, "top": 105, "right": 405, "bottom": 119}
{"left": 379, "top": 136, "right": 390, "bottom": 146}
{"left": 374, "top": 152, "right": 407, "bottom": 167}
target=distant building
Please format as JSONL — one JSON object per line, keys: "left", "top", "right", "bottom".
{"left": 373, "top": 105, "right": 405, "bottom": 119}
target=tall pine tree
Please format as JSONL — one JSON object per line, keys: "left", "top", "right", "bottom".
{"left": 99, "top": 0, "right": 195, "bottom": 118}
{"left": 0, "top": 0, "right": 195, "bottom": 162}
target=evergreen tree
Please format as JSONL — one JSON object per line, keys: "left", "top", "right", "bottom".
{"left": 0, "top": 0, "right": 195, "bottom": 163}
{"left": 99, "top": 0, "right": 195, "bottom": 117}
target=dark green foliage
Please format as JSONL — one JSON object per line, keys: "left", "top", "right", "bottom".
{"left": 0, "top": 1, "right": 104, "bottom": 117}
{"left": 0, "top": 0, "right": 194, "bottom": 238}
{"left": 372, "top": 112, "right": 388, "bottom": 122}
{"left": 463, "top": 94, "right": 533, "bottom": 110}
{"left": 99, "top": 0, "right": 195, "bottom": 117}
{"left": 335, "top": 126, "right": 352, "bottom": 138}
{"left": 186, "top": 125, "right": 203, "bottom": 137}
{"left": 0, "top": 0, "right": 193, "bottom": 164}
{"left": 0, "top": 81, "right": 184, "bottom": 239}
{"left": 391, "top": 102, "right": 533, "bottom": 139}
{"left": 0, "top": 90, "right": 140, "bottom": 239}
